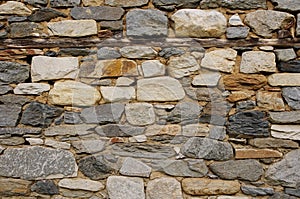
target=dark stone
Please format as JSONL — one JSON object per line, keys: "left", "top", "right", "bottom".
{"left": 153, "top": 0, "right": 200, "bottom": 11}
{"left": 95, "top": 124, "right": 145, "bottom": 137}
{"left": 269, "top": 192, "right": 297, "bottom": 199}
{"left": 97, "top": 47, "right": 121, "bottom": 60}
{"left": 10, "top": 22, "right": 44, "bottom": 38}
{"left": 149, "top": 135, "right": 189, "bottom": 144}
{"left": 70, "top": 6, "right": 124, "bottom": 21}
{"left": 31, "top": 180, "right": 59, "bottom": 195}
{"left": 241, "top": 185, "right": 274, "bottom": 196}
{"left": 278, "top": 60, "right": 300, "bottom": 72}
{"left": 0, "top": 85, "right": 12, "bottom": 95}
{"left": 44, "top": 50, "right": 58, "bottom": 57}
{"left": 181, "top": 137, "right": 234, "bottom": 161}
{"left": 50, "top": 0, "right": 80, "bottom": 7}
{"left": 8, "top": 17, "right": 27, "bottom": 23}
{"left": 0, "top": 23, "right": 4, "bottom": 30}
{"left": 0, "top": 31, "right": 7, "bottom": 39}
{"left": 0, "top": 94, "right": 29, "bottom": 105}
{"left": 21, "top": 102, "right": 63, "bottom": 127}
{"left": 167, "top": 102, "right": 202, "bottom": 125}
{"left": 0, "top": 61, "right": 29, "bottom": 85}
{"left": 100, "top": 20, "right": 123, "bottom": 31}
{"left": 158, "top": 47, "right": 185, "bottom": 59}
{"left": 210, "top": 160, "right": 263, "bottom": 181}
{"left": 200, "top": 0, "right": 267, "bottom": 9}
{"left": 80, "top": 103, "right": 125, "bottom": 124}
{"left": 24, "top": 0, "right": 48, "bottom": 7}
{"left": 282, "top": 87, "right": 300, "bottom": 110}
{"left": 0, "top": 105, "right": 22, "bottom": 127}
{"left": 227, "top": 111, "right": 269, "bottom": 137}
{"left": 236, "top": 100, "right": 256, "bottom": 111}
{"left": 271, "top": 0, "right": 300, "bottom": 12}
{"left": 285, "top": 188, "right": 300, "bottom": 197}
{"left": 78, "top": 155, "right": 118, "bottom": 180}
{"left": 226, "top": 27, "right": 250, "bottom": 39}
{"left": 64, "top": 112, "right": 82, "bottom": 124}
{"left": 59, "top": 48, "right": 92, "bottom": 56}
{"left": 112, "top": 143, "right": 176, "bottom": 159}
{"left": 199, "top": 114, "right": 226, "bottom": 126}
{"left": 28, "top": 8, "right": 67, "bottom": 22}
{"left": 0, "top": 127, "right": 41, "bottom": 137}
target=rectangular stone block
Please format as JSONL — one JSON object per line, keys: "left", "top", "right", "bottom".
{"left": 235, "top": 149, "right": 282, "bottom": 159}
{"left": 268, "top": 73, "right": 300, "bottom": 86}
{"left": 271, "top": 125, "right": 300, "bottom": 141}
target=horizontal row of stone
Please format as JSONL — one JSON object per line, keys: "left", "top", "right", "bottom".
{"left": 2, "top": 4, "right": 300, "bottom": 38}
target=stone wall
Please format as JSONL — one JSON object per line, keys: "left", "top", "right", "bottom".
{"left": 0, "top": 0, "right": 300, "bottom": 198}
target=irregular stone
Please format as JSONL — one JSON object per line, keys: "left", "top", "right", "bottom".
{"left": 0, "top": 85, "right": 12, "bottom": 94}
{"left": 282, "top": 87, "right": 300, "bottom": 109}
{"left": 120, "top": 157, "right": 151, "bottom": 177}
{"left": 200, "top": 0, "right": 266, "bottom": 9}
{"left": 96, "top": 124, "right": 145, "bottom": 137}
{"left": 50, "top": 0, "right": 80, "bottom": 7}
{"left": 31, "top": 56, "right": 78, "bottom": 82}
{"left": 297, "top": 14, "right": 300, "bottom": 37}
{"left": 28, "top": 8, "right": 67, "bottom": 22}
{"left": 0, "top": 94, "right": 29, "bottom": 106}
{"left": 171, "top": 9, "right": 227, "bottom": 38}
{"left": 153, "top": 0, "right": 200, "bottom": 10}
{"left": 182, "top": 178, "right": 240, "bottom": 195}
{"left": 107, "top": 176, "right": 145, "bottom": 199}
{"left": 227, "top": 111, "right": 269, "bottom": 137}
{"left": 0, "top": 61, "right": 29, "bottom": 85}
{"left": 201, "top": 48, "right": 237, "bottom": 73}
{"left": 64, "top": 111, "right": 82, "bottom": 124}
{"left": 45, "top": 139, "right": 71, "bottom": 149}
{"left": 236, "top": 100, "right": 256, "bottom": 112}
{"left": 59, "top": 48, "right": 91, "bottom": 56}
{"left": 227, "top": 90, "right": 255, "bottom": 103}
{"left": 0, "top": 105, "right": 22, "bottom": 127}
{"left": 100, "top": 20, "right": 123, "bottom": 30}
{"left": 48, "top": 20, "right": 97, "bottom": 37}
{"left": 14, "top": 83, "right": 50, "bottom": 95}
{"left": 112, "top": 143, "right": 176, "bottom": 159}
{"left": 270, "top": 192, "right": 298, "bottom": 199}
{"left": 105, "top": 0, "right": 148, "bottom": 7}
{"left": 97, "top": 47, "right": 121, "bottom": 60}
{"left": 58, "top": 178, "right": 104, "bottom": 192}
{"left": 141, "top": 60, "right": 165, "bottom": 77}
{"left": 146, "top": 177, "right": 183, "bottom": 199}
{"left": 0, "top": 127, "right": 41, "bottom": 137}
{"left": 49, "top": 80, "right": 101, "bottom": 106}
{"left": 240, "top": 51, "right": 276, "bottom": 73}
{"left": 100, "top": 86, "right": 135, "bottom": 102}
{"left": 125, "top": 103, "right": 155, "bottom": 126}
{"left": 181, "top": 137, "right": 233, "bottom": 160}
{"left": 275, "top": 48, "right": 297, "bottom": 62}
{"left": 24, "top": 0, "right": 47, "bottom": 7}
{"left": 278, "top": 60, "right": 300, "bottom": 72}
{"left": 256, "top": 91, "right": 285, "bottom": 111}
{"left": 168, "top": 55, "right": 200, "bottom": 78}
{"left": 126, "top": 9, "right": 168, "bottom": 38}
{"left": 80, "top": 103, "right": 125, "bottom": 124}
{"left": 223, "top": 74, "right": 267, "bottom": 90}
{"left": 80, "top": 59, "right": 138, "bottom": 78}
{"left": 21, "top": 102, "right": 63, "bottom": 127}
{"left": 269, "top": 74, "right": 300, "bottom": 86}
{"left": 235, "top": 149, "right": 283, "bottom": 159}
{"left": 145, "top": 124, "right": 181, "bottom": 136}
{"left": 285, "top": 188, "right": 300, "bottom": 197}
{"left": 158, "top": 47, "right": 185, "bottom": 58}
{"left": 267, "top": 149, "right": 300, "bottom": 187}
{"left": 71, "top": 140, "right": 106, "bottom": 154}
{"left": 70, "top": 6, "right": 124, "bottom": 20}
{"left": 271, "top": 0, "right": 300, "bottom": 12}
{"left": 245, "top": 10, "right": 295, "bottom": 38}
{"left": 31, "top": 180, "right": 59, "bottom": 195}
{"left": 83, "top": 0, "right": 104, "bottom": 6}
{"left": 208, "top": 126, "right": 226, "bottom": 140}
{"left": 7, "top": 16, "right": 26, "bottom": 23}
{"left": 44, "top": 124, "right": 96, "bottom": 136}
{"left": 182, "top": 124, "right": 209, "bottom": 137}
{"left": 249, "top": 138, "right": 299, "bottom": 148}
{"left": 192, "top": 71, "right": 221, "bottom": 86}
{"left": 116, "top": 77, "right": 135, "bottom": 86}
{"left": 0, "top": 1, "right": 31, "bottom": 16}
{"left": 129, "top": 135, "right": 147, "bottom": 142}
{"left": 10, "top": 22, "right": 44, "bottom": 38}
{"left": 26, "top": 138, "right": 43, "bottom": 145}
{"left": 269, "top": 111, "right": 300, "bottom": 124}
{"left": 120, "top": 46, "right": 157, "bottom": 59}
{"left": 210, "top": 160, "right": 263, "bottom": 181}
{"left": 241, "top": 185, "right": 274, "bottom": 196}
{"left": 229, "top": 14, "right": 244, "bottom": 26}
{"left": 0, "top": 146, "right": 77, "bottom": 180}
{"left": 0, "top": 137, "right": 25, "bottom": 146}
{"left": 226, "top": 27, "right": 249, "bottom": 39}
{"left": 167, "top": 102, "right": 202, "bottom": 125}
{"left": 60, "top": 188, "right": 94, "bottom": 198}
{"left": 137, "top": 77, "right": 185, "bottom": 101}
{"left": 78, "top": 154, "right": 119, "bottom": 180}
{"left": 0, "top": 178, "right": 31, "bottom": 196}
{"left": 271, "top": 125, "right": 300, "bottom": 141}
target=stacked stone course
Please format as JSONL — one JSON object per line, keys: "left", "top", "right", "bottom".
{"left": 0, "top": 0, "right": 300, "bottom": 198}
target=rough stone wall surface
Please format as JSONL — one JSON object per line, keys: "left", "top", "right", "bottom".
{"left": 0, "top": 0, "right": 300, "bottom": 198}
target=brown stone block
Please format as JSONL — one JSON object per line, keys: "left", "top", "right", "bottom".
{"left": 223, "top": 74, "right": 267, "bottom": 90}
{"left": 235, "top": 149, "right": 283, "bottom": 159}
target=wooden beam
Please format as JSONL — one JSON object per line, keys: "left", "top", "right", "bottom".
{"left": 0, "top": 37, "right": 299, "bottom": 49}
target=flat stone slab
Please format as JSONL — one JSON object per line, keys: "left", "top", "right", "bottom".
{"left": 14, "top": 83, "right": 50, "bottom": 95}
{"left": 0, "top": 146, "right": 77, "bottom": 180}
{"left": 58, "top": 178, "right": 104, "bottom": 192}
{"left": 120, "top": 157, "right": 151, "bottom": 177}
{"left": 146, "top": 177, "right": 183, "bottom": 199}
{"left": 269, "top": 74, "right": 300, "bottom": 86}
{"left": 70, "top": 6, "right": 124, "bottom": 20}
{"left": 0, "top": 1, "right": 31, "bottom": 16}
{"left": 269, "top": 111, "right": 300, "bottom": 124}
{"left": 271, "top": 125, "right": 300, "bottom": 141}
